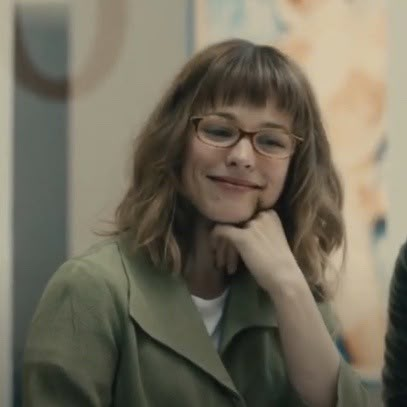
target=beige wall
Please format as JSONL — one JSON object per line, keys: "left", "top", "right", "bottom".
{"left": 69, "top": 0, "right": 189, "bottom": 255}
{"left": 0, "top": 0, "right": 13, "bottom": 404}
{"left": 387, "top": 1, "right": 407, "bottom": 264}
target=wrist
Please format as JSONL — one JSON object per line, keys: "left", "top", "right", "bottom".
{"left": 265, "top": 264, "right": 309, "bottom": 300}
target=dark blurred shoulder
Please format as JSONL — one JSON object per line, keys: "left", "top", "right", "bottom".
{"left": 399, "top": 240, "right": 407, "bottom": 264}
{"left": 394, "top": 240, "right": 407, "bottom": 279}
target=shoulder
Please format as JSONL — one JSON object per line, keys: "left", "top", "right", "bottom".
{"left": 25, "top": 240, "right": 133, "bottom": 376}
{"left": 40, "top": 239, "right": 131, "bottom": 319}
{"left": 389, "top": 239, "right": 407, "bottom": 301}
{"left": 382, "top": 240, "right": 407, "bottom": 403}
{"left": 56, "top": 238, "right": 126, "bottom": 287}
{"left": 390, "top": 239, "right": 407, "bottom": 288}
{"left": 396, "top": 240, "right": 407, "bottom": 270}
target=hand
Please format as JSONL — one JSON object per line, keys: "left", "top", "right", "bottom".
{"left": 212, "top": 236, "right": 240, "bottom": 276}
{"left": 211, "top": 210, "right": 303, "bottom": 293}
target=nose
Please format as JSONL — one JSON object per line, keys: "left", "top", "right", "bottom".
{"left": 225, "top": 137, "right": 256, "bottom": 170}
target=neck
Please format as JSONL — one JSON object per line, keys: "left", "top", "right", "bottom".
{"left": 184, "top": 217, "right": 228, "bottom": 299}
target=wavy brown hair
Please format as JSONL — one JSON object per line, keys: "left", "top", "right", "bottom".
{"left": 113, "top": 39, "right": 345, "bottom": 300}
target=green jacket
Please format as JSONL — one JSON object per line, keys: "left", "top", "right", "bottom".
{"left": 23, "top": 238, "right": 370, "bottom": 406}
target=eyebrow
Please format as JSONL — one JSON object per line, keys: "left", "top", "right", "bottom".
{"left": 211, "top": 111, "right": 291, "bottom": 132}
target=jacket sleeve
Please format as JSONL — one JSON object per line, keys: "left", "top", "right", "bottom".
{"left": 286, "top": 302, "right": 373, "bottom": 407}
{"left": 23, "top": 259, "right": 122, "bottom": 407}
{"left": 319, "top": 302, "right": 372, "bottom": 407}
{"left": 383, "top": 241, "right": 407, "bottom": 405}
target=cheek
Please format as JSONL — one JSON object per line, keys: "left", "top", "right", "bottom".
{"left": 181, "top": 140, "right": 218, "bottom": 193}
{"left": 259, "top": 162, "right": 290, "bottom": 207}
{"left": 182, "top": 139, "right": 200, "bottom": 181}
{"left": 184, "top": 136, "right": 225, "bottom": 173}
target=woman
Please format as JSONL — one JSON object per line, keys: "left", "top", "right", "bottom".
{"left": 383, "top": 240, "right": 407, "bottom": 405}
{"left": 23, "top": 39, "right": 369, "bottom": 406}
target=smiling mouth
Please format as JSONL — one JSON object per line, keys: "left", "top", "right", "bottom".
{"left": 207, "top": 175, "right": 262, "bottom": 190}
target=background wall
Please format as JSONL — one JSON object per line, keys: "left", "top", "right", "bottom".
{"left": 69, "top": 0, "right": 190, "bottom": 255}
{"left": 387, "top": 0, "right": 407, "bottom": 273}
{"left": 0, "top": 0, "right": 13, "bottom": 405}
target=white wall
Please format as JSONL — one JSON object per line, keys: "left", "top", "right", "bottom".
{"left": 0, "top": 0, "right": 13, "bottom": 404}
{"left": 69, "top": 0, "right": 189, "bottom": 255}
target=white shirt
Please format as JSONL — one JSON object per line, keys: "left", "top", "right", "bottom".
{"left": 191, "top": 289, "right": 229, "bottom": 350}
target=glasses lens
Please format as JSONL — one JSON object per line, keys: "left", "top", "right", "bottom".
{"left": 254, "top": 129, "right": 294, "bottom": 158}
{"left": 197, "top": 117, "right": 239, "bottom": 147}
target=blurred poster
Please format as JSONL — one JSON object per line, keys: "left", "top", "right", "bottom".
{"left": 194, "top": 0, "right": 388, "bottom": 381}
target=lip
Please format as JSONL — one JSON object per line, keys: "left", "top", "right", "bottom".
{"left": 207, "top": 175, "right": 262, "bottom": 190}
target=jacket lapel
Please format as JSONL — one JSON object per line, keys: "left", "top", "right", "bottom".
{"left": 219, "top": 268, "right": 278, "bottom": 355}
{"left": 117, "top": 240, "right": 240, "bottom": 397}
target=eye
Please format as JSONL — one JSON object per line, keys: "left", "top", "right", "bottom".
{"left": 202, "top": 126, "right": 234, "bottom": 138}
{"left": 262, "top": 137, "right": 285, "bottom": 148}
{"left": 200, "top": 121, "right": 236, "bottom": 140}
{"left": 257, "top": 132, "right": 288, "bottom": 149}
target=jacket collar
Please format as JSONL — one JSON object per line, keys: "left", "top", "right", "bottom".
{"left": 118, "top": 239, "right": 277, "bottom": 396}
{"left": 219, "top": 268, "right": 277, "bottom": 354}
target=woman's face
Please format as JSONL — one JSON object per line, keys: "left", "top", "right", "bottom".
{"left": 181, "top": 103, "right": 293, "bottom": 224}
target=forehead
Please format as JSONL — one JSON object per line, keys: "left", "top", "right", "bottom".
{"left": 206, "top": 103, "right": 293, "bottom": 130}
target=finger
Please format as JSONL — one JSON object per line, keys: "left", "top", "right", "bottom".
{"left": 210, "top": 231, "right": 227, "bottom": 270}
{"left": 264, "top": 209, "right": 282, "bottom": 226}
{"left": 212, "top": 224, "right": 246, "bottom": 248}
{"left": 226, "top": 244, "right": 239, "bottom": 275}
{"left": 215, "top": 238, "right": 227, "bottom": 270}
{"left": 249, "top": 210, "right": 281, "bottom": 235}
{"left": 250, "top": 210, "right": 272, "bottom": 227}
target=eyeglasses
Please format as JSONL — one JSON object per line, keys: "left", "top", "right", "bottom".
{"left": 190, "top": 115, "right": 302, "bottom": 159}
